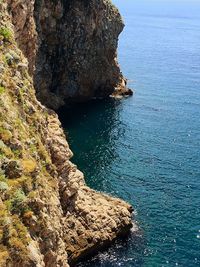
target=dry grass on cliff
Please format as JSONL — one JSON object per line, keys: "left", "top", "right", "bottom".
{"left": 0, "top": 8, "right": 54, "bottom": 265}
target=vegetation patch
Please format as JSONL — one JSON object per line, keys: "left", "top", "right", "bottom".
{"left": 0, "top": 86, "right": 5, "bottom": 94}
{"left": 0, "top": 141, "right": 13, "bottom": 158}
{"left": 7, "top": 189, "right": 27, "bottom": 215}
{"left": 0, "top": 246, "right": 9, "bottom": 266}
{"left": 22, "top": 159, "right": 37, "bottom": 173}
{"left": 7, "top": 215, "right": 30, "bottom": 263}
{"left": 0, "top": 181, "right": 8, "bottom": 192}
{"left": 0, "top": 127, "right": 12, "bottom": 142}
{"left": 0, "top": 27, "right": 12, "bottom": 42}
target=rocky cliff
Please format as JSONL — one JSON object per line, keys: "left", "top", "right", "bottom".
{"left": 8, "top": 0, "right": 131, "bottom": 110}
{"left": 0, "top": 0, "right": 136, "bottom": 266}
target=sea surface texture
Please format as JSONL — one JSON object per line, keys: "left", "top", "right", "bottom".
{"left": 59, "top": 0, "right": 200, "bottom": 266}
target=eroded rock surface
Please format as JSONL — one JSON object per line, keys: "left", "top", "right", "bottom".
{"left": 8, "top": 0, "right": 131, "bottom": 109}
{"left": 0, "top": 1, "right": 136, "bottom": 266}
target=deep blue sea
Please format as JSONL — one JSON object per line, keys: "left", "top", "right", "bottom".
{"left": 59, "top": 1, "right": 200, "bottom": 266}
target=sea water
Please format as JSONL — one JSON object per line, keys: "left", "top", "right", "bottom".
{"left": 58, "top": 0, "right": 200, "bottom": 266}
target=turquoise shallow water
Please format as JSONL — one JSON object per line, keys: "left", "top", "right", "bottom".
{"left": 58, "top": 1, "right": 200, "bottom": 266}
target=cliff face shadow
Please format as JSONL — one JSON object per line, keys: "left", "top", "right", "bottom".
{"left": 57, "top": 98, "right": 123, "bottom": 190}
{"left": 58, "top": 98, "right": 120, "bottom": 128}
{"left": 33, "top": 0, "right": 124, "bottom": 109}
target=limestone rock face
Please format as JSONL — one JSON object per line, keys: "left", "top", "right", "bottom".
{"left": 9, "top": 0, "right": 130, "bottom": 109}
{"left": 7, "top": 0, "right": 37, "bottom": 74}
{"left": 0, "top": 1, "right": 136, "bottom": 266}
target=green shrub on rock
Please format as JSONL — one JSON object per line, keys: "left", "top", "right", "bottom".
{"left": 0, "top": 181, "right": 8, "bottom": 192}
{"left": 0, "top": 27, "right": 12, "bottom": 42}
{"left": 0, "top": 86, "right": 5, "bottom": 94}
{"left": 8, "top": 189, "right": 27, "bottom": 215}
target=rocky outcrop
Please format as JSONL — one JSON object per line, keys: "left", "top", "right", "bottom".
{"left": 7, "top": 0, "right": 37, "bottom": 75}
{"left": 8, "top": 0, "right": 131, "bottom": 109}
{"left": 0, "top": 1, "right": 136, "bottom": 266}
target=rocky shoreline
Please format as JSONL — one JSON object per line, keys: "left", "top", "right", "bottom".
{"left": 0, "top": 0, "right": 136, "bottom": 266}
